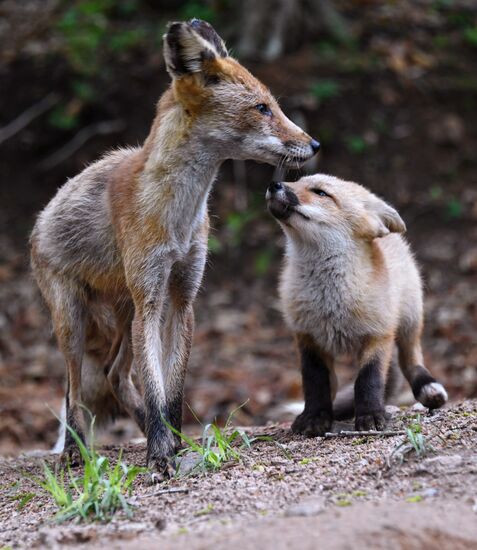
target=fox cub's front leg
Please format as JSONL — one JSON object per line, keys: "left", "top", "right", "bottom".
{"left": 354, "top": 336, "right": 394, "bottom": 431}
{"left": 292, "top": 334, "right": 335, "bottom": 437}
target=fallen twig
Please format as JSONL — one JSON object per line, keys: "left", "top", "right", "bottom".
{"left": 324, "top": 430, "right": 405, "bottom": 438}
{"left": 0, "top": 92, "right": 59, "bottom": 145}
{"left": 141, "top": 487, "right": 189, "bottom": 498}
{"left": 39, "top": 119, "right": 125, "bottom": 170}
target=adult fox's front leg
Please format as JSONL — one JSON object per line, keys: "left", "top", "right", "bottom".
{"left": 162, "top": 234, "right": 208, "bottom": 442}
{"left": 128, "top": 252, "right": 176, "bottom": 474}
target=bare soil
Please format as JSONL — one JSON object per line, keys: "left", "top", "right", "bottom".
{"left": 1, "top": 400, "right": 476, "bottom": 549}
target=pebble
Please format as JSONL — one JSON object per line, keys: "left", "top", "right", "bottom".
{"left": 421, "top": 488, "right": 439, "bottom": 498}
{"left": 423, "top": 455, "right": 463, "bottom": 470}
{"left": 285, "top": 497, "right": 325, "bottom": 517}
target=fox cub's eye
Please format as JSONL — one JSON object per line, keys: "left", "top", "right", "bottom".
{"left": 312, "top": 188, "right": 330, "bottom": 197}
{"left": 255, "top": 103, "right": 272, "bottom": 116}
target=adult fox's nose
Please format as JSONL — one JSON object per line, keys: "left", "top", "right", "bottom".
{"left": 310, "top": 139, "right": 321, "bottom": 154}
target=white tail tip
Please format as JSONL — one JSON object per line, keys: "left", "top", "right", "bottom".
{"left": 418, "top": 382, "right": 448, "bottom": 409}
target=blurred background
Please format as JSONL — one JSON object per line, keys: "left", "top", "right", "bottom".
{"left": 0, "top": 0, "right": 476, "bottom": 455}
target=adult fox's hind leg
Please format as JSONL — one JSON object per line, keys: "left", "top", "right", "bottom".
{"left": 33, "top": 265, "right": 87, "bottom": 463}
{"left": 106, "top": 330, "right": 146, "bottom": 434}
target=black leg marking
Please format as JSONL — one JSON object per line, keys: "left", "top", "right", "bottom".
{"left": 354, "top": 359, "right": 386, "bottom": 431}
{"left": 411, "top": 365, "right": 436, "bottom": 399}
{"left": 411, "top": 365, "right": 447, "bottom": 409}
{"left": 163, "top": 394, "right": 184, "bottom": 452}
{"left": 145, "top": 395, "right": 177, "bottom": 479}
{"left": 62, "top": 379, "right": 86, "bottom": 466}
{"left": 292, "top": 337, "right": 333, "bottom": 437}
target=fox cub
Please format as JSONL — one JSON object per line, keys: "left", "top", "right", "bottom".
{"left": 31, "top": 19, "right": 318, "bottom": 473}
{"left": 266, "top": 174, "right": 447, "bottom": 435}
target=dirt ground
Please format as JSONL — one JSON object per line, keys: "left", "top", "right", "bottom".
{"left": 1, "top": 400, "right": 476, "bottom": 549}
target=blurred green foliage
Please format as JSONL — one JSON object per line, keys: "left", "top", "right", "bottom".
{"left": 254, "top": 248, "right": 275, "bottom": 276}
{"left": 463, "top": 27, "right": 477, "bottom": 47}
{"left": 180, "top": 1, "right": 217, "bottom": 22}
{"left": 208, "top": 234, "right": 223, "bottom": 254}
{"left": 446, "top": 197, "right": 463, "bottom": 219}
{"left": 430, "top": 186, "right": 443, "bottom": 200}
{"left": 56, "top": 0, "right": 149, "bottom": 75}
{"left": 345, "top": 135, "right": 368, "bottom": 155}
{"left": 310, "top": 79, "right": 341, "bottom": 102}
{"left": 48, "top": 104, "right": 80, "bottom": 130}
{"left": 225, "top": 210, "right": 257, "bottom": 247}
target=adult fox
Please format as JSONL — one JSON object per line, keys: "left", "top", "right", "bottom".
{"left": 31, "top": 19, "right": 319, "bottom": 475}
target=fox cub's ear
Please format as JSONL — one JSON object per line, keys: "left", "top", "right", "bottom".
{"left": 163, "top": 19, "right": 228, "bottom": 78}
{"left": 361, "top": 198, "right": 406, "bottom": 240}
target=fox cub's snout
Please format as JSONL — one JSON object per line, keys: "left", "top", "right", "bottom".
{"left": 267, "top": 174, "right": 447, "bottom": 437}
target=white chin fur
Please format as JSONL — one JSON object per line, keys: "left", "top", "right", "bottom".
{"left": 418, "top": 382, "right": 448, "bottom": 408}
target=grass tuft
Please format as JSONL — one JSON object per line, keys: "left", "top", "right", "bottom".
{"left": 30, "top": 416, "right": 146, "bottom": 522}
{"left": 405, "top": 415, "right": 429, "bottom": 457}
{"left": 164, "top": 402, "right": 273, "bottom": 474}
{"left": 387, "top": 414, "right": 433, "bottom": 467}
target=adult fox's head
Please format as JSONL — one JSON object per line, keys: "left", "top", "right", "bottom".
{"left": 161, "top": 19, "right": 319, "bottom": 166}
{"left": 266, "top": 174, "right": 406, "bottom": 244}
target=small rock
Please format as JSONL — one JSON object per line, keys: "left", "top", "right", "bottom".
{"left": 421, "top": 488, "right": 439, "bottom": 498}
{"left": 385, "top": 405, "right": 401, "bottom": 416}
{"left": 176, "top": 451, "right": 203, "bottom": 476}
{"left": 411, "top": 403, "right": 427, "bottom": 412}
{"left": 423, "top": 455, "right": 463, "bottom": 470}
{"left": 459, "top": 249, "right": 477, "bottom": 273}
{"left": 285, "top": 497, "right": 325, "bottom": 517}
{"left": 116, "top": 523, "right": 148, "bottom": 539}
{"left": 155, "top": 518, "right": 167, "bottom": 531}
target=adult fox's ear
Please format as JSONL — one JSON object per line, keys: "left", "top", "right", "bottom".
{"left": 163, "top": 19, "right": 228, "bottom": 78}
{"left": 360, "top": 197, "right": 406, "bottom": 240}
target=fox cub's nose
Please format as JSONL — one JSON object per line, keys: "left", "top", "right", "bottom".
{"left": 266, "top": 181, "right": 284, "bottom": 200}
{"left": 269, "top": 182, "right": 283, "bottom": 193}
{"left": 310, "top": 139, "right": 321, "bottom": 154}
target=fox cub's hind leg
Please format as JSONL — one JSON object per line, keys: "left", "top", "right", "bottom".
{"left": 354, "top": 336, "right": 394, "bottom": 431}
{"left": 292, "top": 334, "right": 336, "bottom": 437}
{"left": 397, "top": 326, "right": 447, "bottom": 410}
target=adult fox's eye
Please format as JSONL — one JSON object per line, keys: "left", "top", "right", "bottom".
{"left": 312, "top": 188, "right": 330, "bottom": 197}
{"left": 255, "top": 103, "right": 272, "bottom": 116}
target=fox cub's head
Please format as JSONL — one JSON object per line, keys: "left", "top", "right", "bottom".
{"left": 266, "top": 174, "right": 406, "bottom": 244}
{"left": 163, "top": 19, "right": 319, "bottom": 166}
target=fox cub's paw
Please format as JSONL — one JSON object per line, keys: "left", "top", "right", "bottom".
{"left": 417, "top": 382, "right": 448, "bottom": 410}
{"left": 292, "top": 409, "right": 332, "bottom": 437}
{"left": 355, "top": 411, "right": 386, "bottom": 431}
